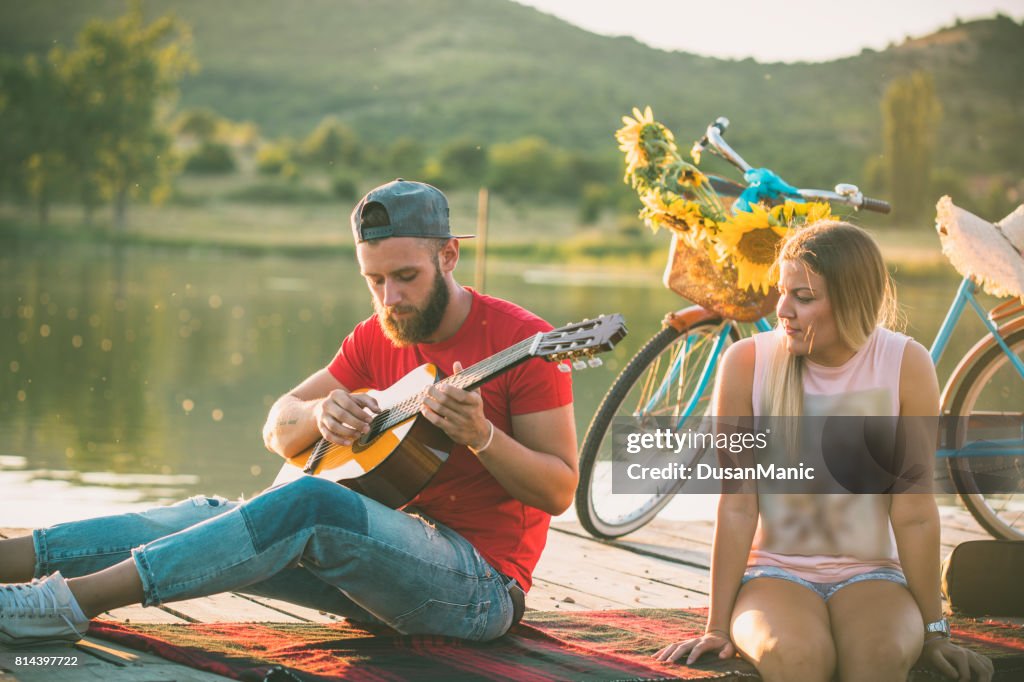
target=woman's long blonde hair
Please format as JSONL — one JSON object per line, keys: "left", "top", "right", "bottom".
{"left": 762, "top": 221, "right": 900, "bottom": 417}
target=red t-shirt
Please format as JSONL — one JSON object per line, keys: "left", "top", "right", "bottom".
{"left": 326, "top": 289, "right": 573, "bottom": 590}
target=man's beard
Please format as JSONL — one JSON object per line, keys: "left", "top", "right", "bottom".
{"left": 374, "top": 268, "right": 450, "bottom": 347}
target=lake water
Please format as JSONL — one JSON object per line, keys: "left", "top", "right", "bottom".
{"left": 0, "top": 241, "right": 996, "bottom": 526}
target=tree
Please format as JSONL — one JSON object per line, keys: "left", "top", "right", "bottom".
{"left": 881, "top": 71, "right": 942, "bottom": 221}
{"left": 300, "top": 116, "right": 361, "bottom": 168}
{"left": 438, "top": 138, "right": 488, "bottom": 188}
{"left": 60, "top": 1, "right": 196, "bottom": 230}
{"left": 385, "top": 137, "right": 425, "bottom": 177}
{"left": 172, "top": 108, "right": 221, "bottom": 142}
{"left": 488, "top": 136, "right": 560, "bottom": 198}
{"left": 0, "top": 55, "right": 70, "bottom": 225}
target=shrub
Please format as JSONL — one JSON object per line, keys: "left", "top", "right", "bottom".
{"left": 256, "top": 143, "right": 292, "bottom": 175}
{"left": 183, "top": 142, "right": 236, "bottom": 174}
{"left": 331, "top": 173, "right": 359, "bottom": 201}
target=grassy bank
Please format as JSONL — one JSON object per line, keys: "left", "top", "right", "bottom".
{"left": 0, "top": 190, "right": 957, "bottom": 283}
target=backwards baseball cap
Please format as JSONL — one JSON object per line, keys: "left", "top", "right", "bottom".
{"left": 350, "top": 179, "right": 474, "bottom": 243}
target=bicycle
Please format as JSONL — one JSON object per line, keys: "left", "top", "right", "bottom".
{"left": 575, "top": 117, "right": 1024, "bottom": 541}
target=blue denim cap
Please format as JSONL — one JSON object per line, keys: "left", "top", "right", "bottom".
{"left": 350, "top": 179, "right": 474, "bottom": 243}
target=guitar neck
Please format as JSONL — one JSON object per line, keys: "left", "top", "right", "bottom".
{"left": 442, "top": 334, "right": 540, "bottom": 392}
{"left": 370, "top": 333, "right": 541, "bottom": 435}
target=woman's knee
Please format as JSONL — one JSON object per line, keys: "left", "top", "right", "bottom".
{"left": 752, "top": 633, "right": 836, "bottom": 682}
{"left": 836, "top": 632, "right": 920, "bottom": 680}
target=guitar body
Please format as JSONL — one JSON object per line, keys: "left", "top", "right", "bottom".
{"left": 274, "top": 364, "right": 453, "bottom": 508}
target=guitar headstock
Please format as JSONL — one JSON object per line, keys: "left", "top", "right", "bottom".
{"left": 533, "top": 314, "right": 628, "bottom": 370}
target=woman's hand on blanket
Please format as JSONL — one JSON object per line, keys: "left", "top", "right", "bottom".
{"left": 918, "top": 638, "right": 993, "bottom": 682}
{"left": 653, "top": 631, "right": 734, "bottom": 665}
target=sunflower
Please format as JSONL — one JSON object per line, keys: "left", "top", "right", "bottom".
{"left": 714, "top": 205, "right": 790, "bottom": 294}
{"left": 639, "top": 189, "right": 713, "bottom": 247}
{"left": 802, "top": 200, "right": 833, "bottom": 224}
{"left": 772, "top": 200, "right": 833, "bottom": 226}
{"left": 615, "top": 106, "right": 676, "bottom": 183}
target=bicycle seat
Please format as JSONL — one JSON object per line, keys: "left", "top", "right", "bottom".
{"left": 936, "top": 196, "right": 1024, "bottom": 300}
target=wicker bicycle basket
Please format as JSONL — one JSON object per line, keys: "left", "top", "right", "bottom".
{"left": 662, "top": 232, "right": 779, "bottom": 322}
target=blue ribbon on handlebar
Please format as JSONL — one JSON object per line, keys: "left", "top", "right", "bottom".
{"left": 735, "top": 168, "right": 802, "bottom": 213}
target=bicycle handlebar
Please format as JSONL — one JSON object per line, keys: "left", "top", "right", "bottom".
{"left": 695, "top": 118, "right": 892, "bottom": 214}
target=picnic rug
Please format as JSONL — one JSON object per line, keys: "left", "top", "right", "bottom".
{"left": 88, "top": 607, "right": 1024, "bottom": 682}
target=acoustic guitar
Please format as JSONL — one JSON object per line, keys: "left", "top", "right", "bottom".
{"left": 273, "top": 314, "right": 627, "bottom": 508}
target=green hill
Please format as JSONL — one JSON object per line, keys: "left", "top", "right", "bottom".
{"left": 1, "top": 0, "right": 1022, "bottom": 187}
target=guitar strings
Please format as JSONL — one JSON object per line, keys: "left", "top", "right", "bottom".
{"left": 304, "top": 338, "right": 535, "bottom": 465}
{"left": 369, "top": 336, "right": 535, "bottom": 434}
{"left": 302, "top": 320, "right": 605, "bottom": 465}
{"left": 369, "top": 322, "right": 597, "bottom": 435}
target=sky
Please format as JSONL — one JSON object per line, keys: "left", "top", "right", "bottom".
{"left": 514, "top": 0, "right": 1024, "bottom": 63}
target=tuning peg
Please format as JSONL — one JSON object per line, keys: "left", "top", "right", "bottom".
{"left": 557, "top": 362, "right": 571, "bottom": 373}
{"left": 587, "top": 357, "right": 603, "bottom": 368}
{"left": 572, "top": 359, "right": 587, "bottom": 371}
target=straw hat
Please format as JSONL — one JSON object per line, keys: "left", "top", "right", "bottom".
{"left": 998, "top": 202, "right": 1024, "bottom": 253}
{"left": 935, "top": 196, "right": 1024, "bottom": 300}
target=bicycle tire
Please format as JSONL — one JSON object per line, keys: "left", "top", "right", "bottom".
{"left": 575, "top": 320, "right": 734, "bottom": 539}
{"left": 943, "top": 325, "right": 1024, "bottom": 540}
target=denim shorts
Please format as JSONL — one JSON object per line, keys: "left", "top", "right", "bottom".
{"left": 741, "top": 565, "right": 908, "bottom": 601}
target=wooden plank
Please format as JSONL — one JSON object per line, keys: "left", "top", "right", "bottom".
{"left": 154, "top": 593, "right": 305, "bottom": 623}
{"left": 541, "top": 527, "right": 710, "bottom": 597}
{"left": 533, "top": 543, "right": 708, "bottom": 610}
{"left": 0, "top": 529, "right": 30, "bottom": 539}
{"left": 527, "top": 577, "right": 621, "bottom": 611}
{"left": 552, "top": 519, "right": 714, "bottom": 569}
{"left": 98, "top": 605, "right": 189, "bottom": 624}
{"left": 238, "top": 595, "right": 340, "bottom": 623}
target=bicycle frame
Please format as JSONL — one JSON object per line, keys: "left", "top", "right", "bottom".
{"left": 930, "top": 277, "right": 1024, "bottom": 460}
{"left": 930, "top": 277, "right": 1024, "bottom": 375}
{"left": 647, "top": 280, "right": 1024, "bottom": 444}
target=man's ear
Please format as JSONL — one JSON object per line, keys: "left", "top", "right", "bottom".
{"left": 438, "top": 238, "right": 459, "bottom": 273}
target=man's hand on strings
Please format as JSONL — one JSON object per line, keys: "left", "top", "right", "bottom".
{"left": 421, "top": 361, "right": 491, "bottom": 450}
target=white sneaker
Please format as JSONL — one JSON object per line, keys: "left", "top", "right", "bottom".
{"left": 0, "top": 572, "right": 89, "bottom": 646}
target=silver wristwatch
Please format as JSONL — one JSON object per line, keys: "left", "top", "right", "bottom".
{"left": 925, "top": 618, "right": 951, "bottom": 638}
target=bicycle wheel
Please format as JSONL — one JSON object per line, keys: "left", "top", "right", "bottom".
{"left": 944, "top": 325, "right": 1024, "bottom": 540}
{"left": 576, "top": 319, "right": 735, "bottom": 539}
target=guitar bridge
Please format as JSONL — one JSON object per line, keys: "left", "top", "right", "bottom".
{"left": 302, "top": 440, "right": 330, "bottom": 474}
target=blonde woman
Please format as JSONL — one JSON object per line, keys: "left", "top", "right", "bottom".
{"left": 655, "top": 222, "right": 992, "bottom": 681}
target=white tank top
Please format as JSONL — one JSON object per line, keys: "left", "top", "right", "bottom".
{"left": 747, "top": 326, "right": 910, "bottom": 582}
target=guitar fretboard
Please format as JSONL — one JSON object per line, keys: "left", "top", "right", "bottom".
{"left": 365, "top": 333, "right": 540, "bottom": 439}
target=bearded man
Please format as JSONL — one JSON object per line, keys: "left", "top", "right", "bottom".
{"left": 0, "top": 180, "right": 576, "bottom": 645}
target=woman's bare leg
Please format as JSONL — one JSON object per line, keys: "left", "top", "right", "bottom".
{"left": 828, "top": 580, "right": 923, "bottom": 682}
{"left": 730, "top": 578, "right": 835, "bottom": 682}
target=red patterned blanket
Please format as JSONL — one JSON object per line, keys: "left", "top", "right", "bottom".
{"left": 89, "top": 607, "right": 1024, "bottom": 681}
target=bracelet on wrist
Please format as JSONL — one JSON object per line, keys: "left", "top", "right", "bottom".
{"left": 469, "top": 419, "right": 495, "bottom": 455}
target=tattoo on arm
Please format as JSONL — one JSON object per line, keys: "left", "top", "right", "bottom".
{"left": 276, "top": 417, "right": 299, "bottom": 427}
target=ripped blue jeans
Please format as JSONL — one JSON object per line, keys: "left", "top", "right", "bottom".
{"left": 32, "top": 477, "right": 515, "bottom": 641}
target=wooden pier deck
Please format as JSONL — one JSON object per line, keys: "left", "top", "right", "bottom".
{"left": 0, "top": 505, "right": 1008, "bottom": 681}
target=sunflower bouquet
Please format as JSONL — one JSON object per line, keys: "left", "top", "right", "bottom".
{"left": 616, "top": 107, "right": 832, "bottom": 320}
